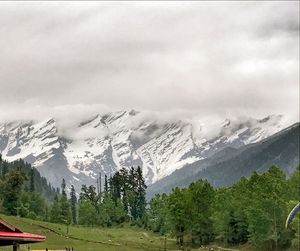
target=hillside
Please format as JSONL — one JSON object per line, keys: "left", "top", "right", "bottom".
{"left": 0, "top": 156, "right": 57, "bottom": 201}
{"left": 147, "top": 122, "right": 300, "bottom": 197}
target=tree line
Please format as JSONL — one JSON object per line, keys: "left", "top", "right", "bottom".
{"left": 0, "top": 154, "right": 147, "bottom": 228}
{"left": 48, "top": 166, "right": 147, "bottom": 227}
{"left": 146, "top": 165, "right": 299, "bottom": 250}
{"left": 1, "top": 153, "right": 299, "bottom": 250}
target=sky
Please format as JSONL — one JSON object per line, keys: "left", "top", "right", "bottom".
{"left": 0, "top": 1, "right": 299, "bottom": 125}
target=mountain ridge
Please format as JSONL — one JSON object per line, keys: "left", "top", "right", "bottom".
{"left": 147, "top": 122, "right": 299, "bottom": 198}
{"left": 0, "top": 111, "right": 289, "bottom": 191}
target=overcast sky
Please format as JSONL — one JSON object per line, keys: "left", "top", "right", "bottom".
{"left": 0, "top": 1, "right": 299, "bottom": 124}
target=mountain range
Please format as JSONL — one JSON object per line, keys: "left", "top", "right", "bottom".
{"left": 0, "top": 111, "right": 298, "bottom": 195}
{"left": 147, "top": 122, "right": 299, "bottom": 198}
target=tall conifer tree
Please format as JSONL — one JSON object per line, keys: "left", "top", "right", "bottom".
{"left": 29, "top": 168, "right": 35, "bottom": 192}
{"left": 60, "top": 179, "right": 71, "bottom": 224}
{"left": 104, "top": 174, "right": 108, "bottom": 193}
{"left": 70, "top": 185, "right": 77, "bottom": 224}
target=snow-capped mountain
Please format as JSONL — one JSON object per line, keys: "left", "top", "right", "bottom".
{"left": 0, "top": 111, "right": 285, "bottom": 191}
{"left": 147, "top": 122, "right": 300, "bottom": 198}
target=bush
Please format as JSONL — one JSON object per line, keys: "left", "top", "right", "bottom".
{"left": 278, "top": 229, "right": 295, "bottom": 249}
{"left": 27, "top": 211, "right": 37, "bottom": 220}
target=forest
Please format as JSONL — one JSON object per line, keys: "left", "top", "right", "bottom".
{"left": 147, "top": 165, "right": 299, "bottom": 250}
{"left": 0, "top": 154, "right": 299, "bottom": 250}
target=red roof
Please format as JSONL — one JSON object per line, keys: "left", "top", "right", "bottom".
{"left": 0, "top": 218, "right": 46, "bottom": 246}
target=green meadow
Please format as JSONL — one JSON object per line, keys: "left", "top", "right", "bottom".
{"left": 0, "top": 214, "right": 177, "bottom": 251}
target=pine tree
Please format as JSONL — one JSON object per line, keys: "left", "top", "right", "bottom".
{"left": 61, "top": 179, "right": 67, "bottom": 197}
{"left": 1, "top": 161, "right": 9, "bottom": 177}
{"left": 80, "top": 184, "right": 100, "bottom": 213}
{"left": 104, "top": 174, "right": 108, "bottom": 193}
{"left": 119, "top": 168, "right": 129, "bottom": 214}
{"left": 70, "top": 185, "right": 77, "bottom": 224}
{"left": 108, "top": 176, "right": 113, "bottom": 196}
{"left": 128, "top": 167, "right": 137, "bottom": 219}
{"left": 29, "top": 168, "right": 35, "bottom": 192}
{"left": 112, "top": 172, "right": 121, "bottom": 201}
{"left": 136, "top": 166, "right": 147, "bottom": 219}
{"left": 60, "top": 179, "right": 71, "bottom": 225}
{"left": 50, "top": 195, "right": 61, "bottom": 223}
{"left": 129, "top": 167, "right": 136, "bottom": 189}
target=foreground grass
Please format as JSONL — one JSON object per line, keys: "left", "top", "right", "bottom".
{"left": 1, "top": 215, "right": 298, "bottom": 251}
{"left": 0, "top": 214, "right": 177, "bottom": 251}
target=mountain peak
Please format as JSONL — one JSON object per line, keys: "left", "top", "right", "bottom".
{"left": 0, "top": 113, "right": 287, "bottom": 190}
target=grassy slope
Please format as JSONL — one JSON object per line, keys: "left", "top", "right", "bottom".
{"left": 0, "top": 214, "right": 177, "bottom": 251}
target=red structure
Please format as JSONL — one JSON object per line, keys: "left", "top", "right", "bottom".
{"left": 0, "top": 218, "right": 46, "bottom": 251}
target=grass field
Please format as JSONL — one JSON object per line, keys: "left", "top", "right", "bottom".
{"left": 0, "top": 214, "right": 177, "bottom": 251}
{"left": 1, "top": 214, "right": 298, "bottom": 251}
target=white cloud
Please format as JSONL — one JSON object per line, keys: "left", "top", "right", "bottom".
{"left": 0, "top": 1, "right": 298, "bottom": 124}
